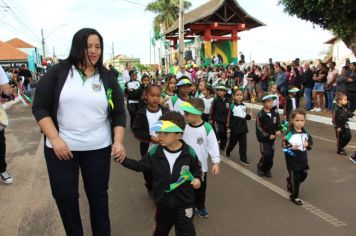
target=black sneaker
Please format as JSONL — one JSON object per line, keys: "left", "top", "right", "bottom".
{"left": 337, "top": 150, "right": 347, "bottom": 156}
{"left": 290, "top": 196, "right": 303, "bottom": 205}
{"left": 264, "top": 170, "right": 272, "bottom": 178}
{"left": 0, "top": 171, "right": 13, "bottom": 185}
{"left": 257, "top": 166, "right": 264, "bottom": 177}
{"left": 225, "top": 151, "right": 231, "bottom": 158}
{"left": 196, "top": 207, "right": 209, "bottom": 218}
{"left": 350, "top": 156, "right": 356, "bottom": 164}
{"left": 240, "top": 160, "right": 251, "bottom": 166}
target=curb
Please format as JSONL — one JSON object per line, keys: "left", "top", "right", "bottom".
{"left": 245, "top": 103, "right": 356, "bottom": 131}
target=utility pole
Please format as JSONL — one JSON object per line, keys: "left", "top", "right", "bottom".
{"left": 149, "top": 29, "right": 152, "bottom": 65}
{"left": 178, "top": 0, "right": 185, "bottom": 66}
{"left": 41, "top": 28, "right": 46, "bottom": 61}
{"left": 112, "top": 42, "right": 115, "bottom": 69}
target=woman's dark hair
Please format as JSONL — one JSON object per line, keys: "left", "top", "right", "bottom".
{"left": 159, "top": 111, "right": 186, "bottom": 130}
{"left": 68, "top": 28, "right": 104, "bottom": 76}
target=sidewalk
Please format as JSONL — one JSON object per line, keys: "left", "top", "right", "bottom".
{"left": 245, "top": 103, "right": 356, "bottom": 131}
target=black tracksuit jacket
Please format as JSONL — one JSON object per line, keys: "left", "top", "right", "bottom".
{"left": 122, "top": 141, "right": 203, "bottom": 208}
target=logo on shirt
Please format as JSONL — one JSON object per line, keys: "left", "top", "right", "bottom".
{"left": 197, "top": 137, "right": 204, "bottom": 145}
{"left": 91, "top": 81, "right": 102, "bottom": 92}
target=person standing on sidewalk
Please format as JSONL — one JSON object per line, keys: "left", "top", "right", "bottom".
{"left": 0, "top": 65, "right": 17, "bottom": 185}
{"left": 302, "top": 62, "right": 314, "bottom": 111}
{"left": 346, "top": 62, "right": 356, "bottom": 112}
{"left": 32, "top": 28, "right": 126, "bottom": 236}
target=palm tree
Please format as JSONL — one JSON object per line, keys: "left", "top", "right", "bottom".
{"left": 146, "top": 0, "right": 192, "bottom": 34}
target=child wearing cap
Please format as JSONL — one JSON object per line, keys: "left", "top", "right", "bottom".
{"left": 202, "top": 85, "right": 214, "bottom": 122}
{"left": 256, "top": 93, "right": 282, "bottom": 177}
{"left": 165, "top": 76, "right": 192, "bottom": 115}
{"left": 210, "top": 84, "right": 230, "bottom": 151}
{"left": 181, "top": 98, "right": 220, "bottom": 218}
{"left": 118, "top": 111, "right": 202, "bottom": 236}
{"left": 284, "top": 87, "right": 300, "bottom": 121}
{"left": 125, "top": 70, "right": 141, "bottom": 127}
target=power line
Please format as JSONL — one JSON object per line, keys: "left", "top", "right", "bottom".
{"left": 0, "top": 0, "right": 40, "bottom": 39}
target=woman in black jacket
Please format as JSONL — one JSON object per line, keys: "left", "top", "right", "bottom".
{"left": 32, "top": 28, "right": 126, "bottom": 236}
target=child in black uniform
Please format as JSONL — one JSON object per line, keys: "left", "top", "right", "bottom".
{"left": 332, "top": 93, "right": 354, "bottom": 155}
{"left": 256, "top": 93, "right": 282, "bottom": 177}
{"left": 132, "top": 84, "right": 168, "bottom": 197}
{"left": 117, "top": 112, "right": 202, "bottom": 236}
{"left": 226, "top": 88, "right": 252, "bottom": 165}
{"left": 210, "top": 84, "right": 230, "bottom": 151}
{"left": 125, "top": 70, "right": 141, "bottom": 127}
{"left": 284, "top": 87, "right": 300, "bottom": 121}
{"left": 283, "top": 109, "right": 313, "bottom": 205}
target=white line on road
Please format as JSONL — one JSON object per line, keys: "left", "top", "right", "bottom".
{"left": 220, "top": 156, "right": 347, "bottom": 227}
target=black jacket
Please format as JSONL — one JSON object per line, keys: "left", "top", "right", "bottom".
{"left": 32, "top": 59, "right": 126, "bottom": 132}
{"left": 122, "top": 141, "right": 203, "bottom": 208}
{"left": 132, "top": 105, "right": 168, "bottom": 156}
{"left": 228, "top": 102, "right": 251, "bottom": 134}
{"left": 284, "top": 96, "right": 296, "bottom": 119}
{"left": 256, "top": 109, "right": 281, "bottom": 142}
{"left": 283, "top": 128, "right": 313, "bottom": 170}
{"left": 332, "top": 105, "right": 354, "bottom": 128}
{"left": 210, "top": 96, "right": 230, "bottom": 124}
{"left": 302, "top": 68, "right": 314, "bottom": 88}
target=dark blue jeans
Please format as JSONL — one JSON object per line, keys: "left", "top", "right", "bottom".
{"left": 326, "top": 86, "right": 336, "bottom": 110}
{"left": 44, "top": 145, "right": 111, "bottom": 236}
{"left": 304, "top": 87, "right": 313, "bottom": 110}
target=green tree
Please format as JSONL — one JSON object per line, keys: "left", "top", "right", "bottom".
{"left": 278, "top": 0, "right": 356, "bottom": 56}
{"left": 146, "top": 0, "right": 192, "bottom": 33}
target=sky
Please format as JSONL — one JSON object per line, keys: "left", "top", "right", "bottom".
{"left": 0, "top": 0, "right": 333, "bottom": 64}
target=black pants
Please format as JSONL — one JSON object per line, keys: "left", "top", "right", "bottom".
{"left": 258, "top": 141, "right": 275, "bottom": 172}
{"left": 202, "top": 114, "right": 209, "bottom": 122}
{"left": 288, "top": 170, "right": 308, "bottom": 199}
{"left": 128, "top": 102, "right": 140, "bottom": 127}
{"left": 215, "top": 122, "right": 227, "bottom": 150}
{"left": 194, "top": 172, "right": 207, "bottom": 209}
{"left": 0, "top": 130, "right": 6, "bottom": 173}
{"left": 140, "top": 142, "right": 153, "bottom": 191}
{"left": 226, "top": 133, "right": 247, "bottom": 162}
{"left": 348, "top": 90, "right": 356, "bottom": 112}
{"left": 44, "top": 145, "right": 111, "bottom": 236}
{"left": 154, "top": 205, "right": 195, "bottom": 236}
{"left": 335, "top": 127, "right": 352, "bottom": 152}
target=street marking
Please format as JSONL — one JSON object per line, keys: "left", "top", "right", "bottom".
{"left": 220, "top": 156, "right": 347, "bottom": 227}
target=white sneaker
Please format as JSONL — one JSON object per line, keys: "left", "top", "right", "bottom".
{"left": 310, "top": 108, "right": 317, "bottom": 112}
{"left": 0, "top": 171, "right": 13, "bottom": 184}
{"left": 315, "top": 108, "right": 322, "bottom": 112}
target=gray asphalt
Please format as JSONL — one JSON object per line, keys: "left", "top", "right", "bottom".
{"left": 1, "top": 103, "right": 356, "bottom": 236}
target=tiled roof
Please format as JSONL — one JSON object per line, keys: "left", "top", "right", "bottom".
{"left": 0, "top": 41, "right": 28, "bottom": 61}
{"left": 6, "top": 38, "right": 34, "bottom": 48}
{"left": 164, "top": 0, "right": 265, "bottom": 36}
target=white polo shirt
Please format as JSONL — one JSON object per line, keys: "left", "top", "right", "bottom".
{"left": 46, "top": 67, "right": 111, "bottom": 151}
{"left": 0, "top": 66, "right": 9, "bottom": 85}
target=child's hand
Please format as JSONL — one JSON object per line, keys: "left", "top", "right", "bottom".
{"left": 151, "top": 136, "right": 160, "bottom": 144}
{"left": 337, "top": 127, "right": 342, "bottom": 132}
{"left": 270, "top": 134, "right": 276, "bottom": 140}
{"left": 191, "top": 178, "right": 201, "bottom": 189}
{"left": 303, "top": 141, "right": 309, "bottom": 148}
{"left": 227, "top": 128, "right": 231, "bottom": 133}
{"left": 212, "top": 164, "right": 220, "bottom": 176}
{"left": 276, "top": 131, "right": 282, "bottom": 136}
{"left": 114, "top": 155, "right": 126, "bottom": 163}
{"left": 292, "top": 145, "right": 299, "bottom": 151}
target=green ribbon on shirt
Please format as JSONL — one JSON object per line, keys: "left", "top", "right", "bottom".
{"left": 106, "top": 89, "right": 114, "bottom": 110}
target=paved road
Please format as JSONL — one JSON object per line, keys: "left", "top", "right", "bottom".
{"left": 1, "top": 103, "right": 356, "bottom": 235}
